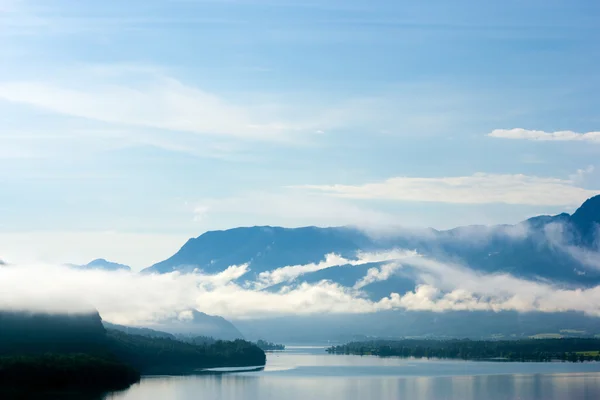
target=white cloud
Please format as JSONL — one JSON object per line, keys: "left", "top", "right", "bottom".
{"left": 4, "top": 248, "right": 600, "bottom": 324}
{"left": 203, "top": 264, "right": 251, "bottom": 287}
{"left": 565, "top": 247, "right": 600, "bottom": 270}
{"left": 378, "top": 255, "right": 600, "bottom": 315}
{"left": 569, "top": 165, "right": 595, "bottom": 183}
{"left": 256, "top": 253, "right": 351, "bottom": 288}
{"left": 0, "top": 69, "right": 466, "bottom": 161}
{"left": 543, "top": 222, "right": 600, "bottom": 270}
{"left": 0, "top": 65, "right": 505, "bottom": 160}
{"left": 295, "top": 172, "right": 599, "bottom": 206}
{"left": 489, "top": 128, "right": 600, "bottom": 143}
{"left": 0, "top": 262, "right": 387, "bottom": 322}
{"left": 0, "top": 79, "right": 306, "bottom": 141}
{"left": 445, "top": 223, "right": 531, "bottom": 241}
{"left": 256, "top": 250, "right": 417, "bottom": 288}
{"left": 354, "top": 262, "right": 402, "bottom": 289}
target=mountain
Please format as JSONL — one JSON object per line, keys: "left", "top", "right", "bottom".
{"left": 77, "top": 258, "right": 131, "bottom": 272}
{"left": 146, "top": 309, "right": 245, "bottom": 340}
{"left": 0, "top": 310, "right": 107, "bottom": 355}
{"left": 102, "top": 322, "right": 176, "bottom": 339}
{"left": 0, "top": 310, "right": 265, "bottom": 391}
{"left": 0, "top": 310, "right": 140, "bottom": 392}
{"left": 143, "top": 195, "right": 600, "bottom": 286}
{"left": 136, "top": 195, "right": 600, "bottom": 341}
{"left": 234, "top": 310, "right": 600, "bottom": 343}
{"left": 142, "top": 226, "right": 373, "bottom": 275}
{"left": 570, "top": 195, "right": 600, "bottom": 247}
{"left": 523, "top": 212, "right": 570, "bottom": 230}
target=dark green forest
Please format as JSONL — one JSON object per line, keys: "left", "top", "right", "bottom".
{"left": 107, "top": 330, "right": 266, "bottom": 374}
{"left": 327, "top": 339, "right": 600, "bottom": 362}
{"left": 0, "top": 311, "right": 266, "bottom": 392}
{"left": 0, "top": 354, "right": 139, "bottom": 391}
{"left": 256, "top": 340, "right": 285, "bottom": 351}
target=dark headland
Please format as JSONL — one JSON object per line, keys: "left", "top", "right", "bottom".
{"left": 0, "top": 310, "right": 266, "bottom": 395}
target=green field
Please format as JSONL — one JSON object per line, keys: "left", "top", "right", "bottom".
{"left": 576, "top": 351, "right": 600, "bottom": 357}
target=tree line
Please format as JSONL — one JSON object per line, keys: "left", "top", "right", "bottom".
{"left": 107, "top": 330, "right": 266, "bottom": 374}
{"left": 256, "top": 340, "right": 285, "bottom": 351}
{"left": 0, "top": 311, "right": 266, "bottom": 392}
{"left": 327, "top": 338, "right": 600, "bottom": 362}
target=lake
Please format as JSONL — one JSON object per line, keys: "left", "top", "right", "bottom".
{"left": 107, "top": 346, "right": 600, "bottom": 400}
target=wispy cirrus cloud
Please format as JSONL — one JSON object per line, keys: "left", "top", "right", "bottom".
{"left": 294, "top": 171, "right": 599, "bottom": 206}
{"left": 0, "top": 64, "right": 335, "bottom": 162}
{"left": 489, "top": 128, "right": 600, "bottom": 143}
{"left": 0, "top": 79, "right": 308, "bottom": 142}
{"left": 0, "top": 67, "right": 465, "bottom": 161}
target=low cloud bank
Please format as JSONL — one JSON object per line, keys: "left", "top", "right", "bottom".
{"left": 3, "top": 246, "right": 600, "bottom": 324}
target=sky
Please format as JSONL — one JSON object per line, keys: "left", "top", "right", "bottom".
{"left": 1, "top": 0, "right": 599, "bottom": 270}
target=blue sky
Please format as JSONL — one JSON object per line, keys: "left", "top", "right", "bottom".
{"left": 0, "top": 0, "right": 599, "bottom": 269}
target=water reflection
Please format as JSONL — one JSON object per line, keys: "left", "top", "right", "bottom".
{"left": 106, "top": 350, "right": 600, "bottom": 400}
{"left": 106, "top": 373, "right": 600, "bottom": 400}
{"left": 0, "top": 390, "right": 109, "bottom": 400}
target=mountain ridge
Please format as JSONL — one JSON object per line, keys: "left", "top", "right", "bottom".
{"left": 140, "top": 196, "right": 600, "bottom": 284}
{"left": 142, "top": 225, "right": 373, "bottom": 275}
{"left": 94, "top": 196, "right": 600, "bottom": 341}
{"left": 150, "top": 309, "right": 245, "bottom": 340}
{"left": 69, "top": 258, "right": 132, "bottom": 272}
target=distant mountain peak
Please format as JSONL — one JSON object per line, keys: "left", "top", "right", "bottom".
{"left": 570, "top": 195, "right": 600, "bottom": 246}
{"left": 80, "top": 259, "right": 131, "bottom": 271}
{"left": 147, "top": 308, "right": 244, "bottom": 340}
{"left": 572, "top": 195, "right": 600, "bottom": 222}
{"left": 524, "top": 213, "right": 570, "bottom": 229}
{"left": 89, "top": 258, "right": 109, "bottom": 263}
{"left": 141, "top": 226, "right": 372, "bottom": 274}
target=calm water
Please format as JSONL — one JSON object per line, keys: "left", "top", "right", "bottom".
{"left": 107, "top": 346, "right": 600, "bottom": 400}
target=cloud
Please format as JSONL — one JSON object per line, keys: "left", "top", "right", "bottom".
{"left": 202, "top": 264, "right": 251, "bottom": 287}
{"left": 256, "top": 253, "right": 352, "bottom": 288}
{"left": 5, "top": 246, "right": 600, "bottom": 324}
{"left": 489, "top": 128, "right": 600, "bottom": 143}
{"left": 0, "top": 69, "right": 469, "bottom": 161}
{"left": 294, "top": 172, "right": 599, "bottom": 206}
{"left": 0, "top": 262, "right": 255, "bottom": 323}
{"left": 446, "top": 223, "right": 531, "bottom": 241}
{"left": 354, "top": 262, "right": 402, "bottom": 289}
{"left": 542, "top": 222, "right": 600, "bottom": 270}
{"left": 0, "top": 262, "right": 387, "bottom": 322}
{"left": 0, "top": 79, "right": 306, "bottom": 141}
{"left": 565, "top": 247, "right": 600, "bottom": 270}
{"left": 256, "top": 250, "right": 417, "bottom": 288}
{"left": 378, "top": 254, "right": 600, "bottom": 315}
{"left": 569, "top": 165, "right": 595, "bottom": 183}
